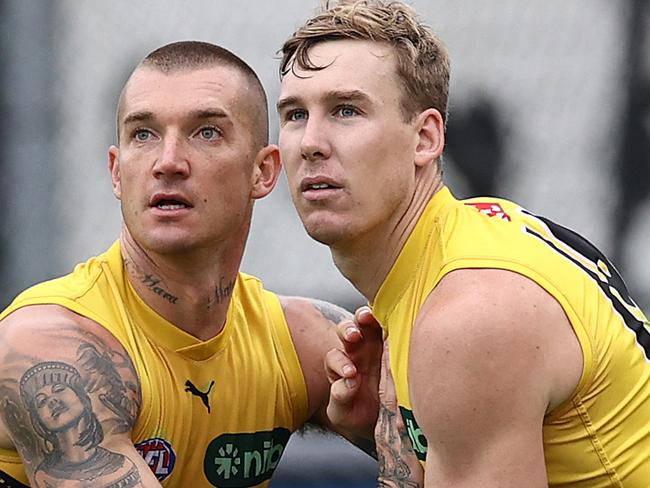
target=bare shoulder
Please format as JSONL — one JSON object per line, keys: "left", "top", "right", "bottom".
{"left": 278, "top": 295, "right": 351, "bottom": 370}
{"left": 279, "top": 296, "right": 352, "bottom": 333}
{"left": 411, "top": 268, "right": 580, "bottom": 404}
{"left": 279, "top": 296, "right": 353, "bottom": 420}
{"left": 0, "top": 304, "right": 147, "bottom": 485}
{"left": 0, "top": 304, "right": 135, "bottom": 354}
{"left": 408, "top": 268, "right": 580, "bottom": 485}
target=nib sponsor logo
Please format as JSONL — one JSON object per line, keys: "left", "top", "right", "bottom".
{"left": 399, "top": 407, "right": 428, "bottom": 461}
{"left": 204, "top": 428, "right": 291, "bottom": 487}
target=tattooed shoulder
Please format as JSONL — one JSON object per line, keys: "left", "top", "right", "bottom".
{"left": 0, "top": 312, "right": 142, "bottom": 484}
{"left": 308, "top": 299, "right": 353, "bottom": 326}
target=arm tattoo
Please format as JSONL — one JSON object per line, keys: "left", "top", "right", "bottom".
{"left": 309, "top": 299, "right": 353, "bottom": 327}
{"left": 377, "top": 404, "right": 423, "bottom": 488}
{"left": 77, "top": 332, "right": 140, "bottom": 434}
{"left": 17, "top": 361, "right": 141, "bottom": 487}
{"left": 0, "top": 326, "right": 143, "bottom": 487}
{"left": 0, "top": 383, "right": 39, "bottom": 467}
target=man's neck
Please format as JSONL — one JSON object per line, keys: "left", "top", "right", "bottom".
{"left": 332, "top": 170, "right": 443, "bottom": 302}
{"left": 120, "top": 228, "right": 245, "bottom": 341}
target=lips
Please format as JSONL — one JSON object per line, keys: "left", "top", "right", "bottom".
{"left": 299, "top": 176, "right": 342, "bottom": 193}
{"left": 149, "top": 192, "right": 193, "bottom": 209}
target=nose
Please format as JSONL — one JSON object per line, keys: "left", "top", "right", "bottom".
{"left": 300, "top": 117, "right": 331, "bottom": 162}
{"left": 153, "top": 134, "right": 190, "bottom": 179}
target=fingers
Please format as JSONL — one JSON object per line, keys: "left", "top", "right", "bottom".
{"left": 326, "top": 349, "right": 361, "bottom": 415}
{"left": 335, "top": 306, "right": 383, "bottom": 359}
{"left": 325, "top": 348, "right": 357, "bottom": 384}
{"left": 355, "top": 306, "right": 384, "bottom": 346}
{"left": 329, "top": 376, "right": 359, "bottom": 405}
{"left": 355, "top": 305, "right": 379, "bottom": 328}
{"left": 335, "top": 319, "right": 364, "bottom": 346}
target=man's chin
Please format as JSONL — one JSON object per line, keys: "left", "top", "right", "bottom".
{"left": 142, "top": 235, "right": 198, "bottom": 256}
{"left": 303, "top": 221, "right": 348, "bottom": 247}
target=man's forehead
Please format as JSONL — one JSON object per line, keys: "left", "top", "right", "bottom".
{"left": 125, "top": 66, "right": 242, "bottom": 101}
{"left": 119, "top": 66, "right": 244, "bottom": 123}
{"left": 279, "top": 40, "right": 399, "bottom": 101}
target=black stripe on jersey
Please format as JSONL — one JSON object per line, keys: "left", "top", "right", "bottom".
{"left": 522, "top": 215, "right": 650, "bottom": 359}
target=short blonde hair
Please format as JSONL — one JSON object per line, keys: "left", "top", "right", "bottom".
{"left": 280, "top": 0, "right": 450, "bottom": 124}
{"left": 118, "top": 41, "right": 269, "bottom": 147}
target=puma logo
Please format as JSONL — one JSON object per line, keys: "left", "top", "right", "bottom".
{"left": 185, "top": 379, "right": 215, "bottom": 413}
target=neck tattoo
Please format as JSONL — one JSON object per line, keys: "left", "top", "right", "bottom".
{"left": 124, "top": 258, "right": 179, "bottom": 305}
{"left": 215, "top": 277, "right": 236, "bottom": 304}
{"left": 141, "top": 274, "right": 179, "bottom": 305}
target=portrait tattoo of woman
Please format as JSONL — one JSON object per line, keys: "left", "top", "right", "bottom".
{"left": 19, "top": 361, "right": 141, "bottom": 487}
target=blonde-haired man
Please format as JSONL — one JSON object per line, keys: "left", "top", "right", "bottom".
{"left": 278, "top": 2, "right": 650, "bottom": 486}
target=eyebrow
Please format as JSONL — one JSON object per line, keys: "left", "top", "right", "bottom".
{"left": 122, "top": 110, "right": 154, "bottom": 127}
{"left": 276, "top": 90, "right": 372, "bottom": 113}
{"left": 122, "top": 108, "right": 231, "bottom": 127}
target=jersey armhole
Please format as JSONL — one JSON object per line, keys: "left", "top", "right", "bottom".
{"left": 263, "top": 291, "right": 310, "bottom": 430}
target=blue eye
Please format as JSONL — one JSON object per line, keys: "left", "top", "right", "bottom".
{"left": 134, "top": 129, "right": 152, "bottom": 142}
{"left": 288, "top": 109, "right": 307, "bottom": 122}
{"left": 338, "top": 106, "right": 358, "bottom": 117}
{"left": 199, "top": 127, "right": 220, "bottom": 140}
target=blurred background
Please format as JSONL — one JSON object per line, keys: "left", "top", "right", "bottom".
{"left": 1, "top": 0, "right": 648, "bottom": 486}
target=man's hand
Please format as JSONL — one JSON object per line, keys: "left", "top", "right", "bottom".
{"left": 324, "top": 306, "right": 383, "bottom": 443}
{"left": 376, "top": 343, "right": 424, "bottom": 488}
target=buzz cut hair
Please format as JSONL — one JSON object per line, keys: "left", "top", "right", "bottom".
{"left": 118, "top": 41, "right": 269, "bottom": 147}
{"left": 279, "top": 0, "right": 450, "bottom": 125}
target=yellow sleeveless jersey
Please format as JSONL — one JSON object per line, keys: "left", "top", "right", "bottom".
{"left": 0, "top": 241, "right": 309, "bottom": 487}
{"left": 372, "top": 187, "right": 650, "bottom": 487}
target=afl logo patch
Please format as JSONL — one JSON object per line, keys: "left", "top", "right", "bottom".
{"left": 135, "top": 437, "right": 177, "bottom": 481}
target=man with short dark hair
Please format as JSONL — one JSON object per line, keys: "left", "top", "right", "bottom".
{"left": 278, "top": 1, "right": 650, "bottom": 486}
{"left": 0, "top": 41, "right": 379, "bottom": 487}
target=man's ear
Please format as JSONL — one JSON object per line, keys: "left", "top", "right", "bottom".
{"left": 108, "top": 145, "right": 122, "bottom": 200}
{"left": 251, "top": 144, "right": 282, "bottom": 200}
{"left": 414, "top": 108, "right": 445, "bottom": 168}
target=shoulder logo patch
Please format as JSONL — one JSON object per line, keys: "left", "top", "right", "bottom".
{"left": 465, "top": 202, "right": 511, "bottom": 221}
{"left": 135, "top": 437, "right": 176, "bottom": 481}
